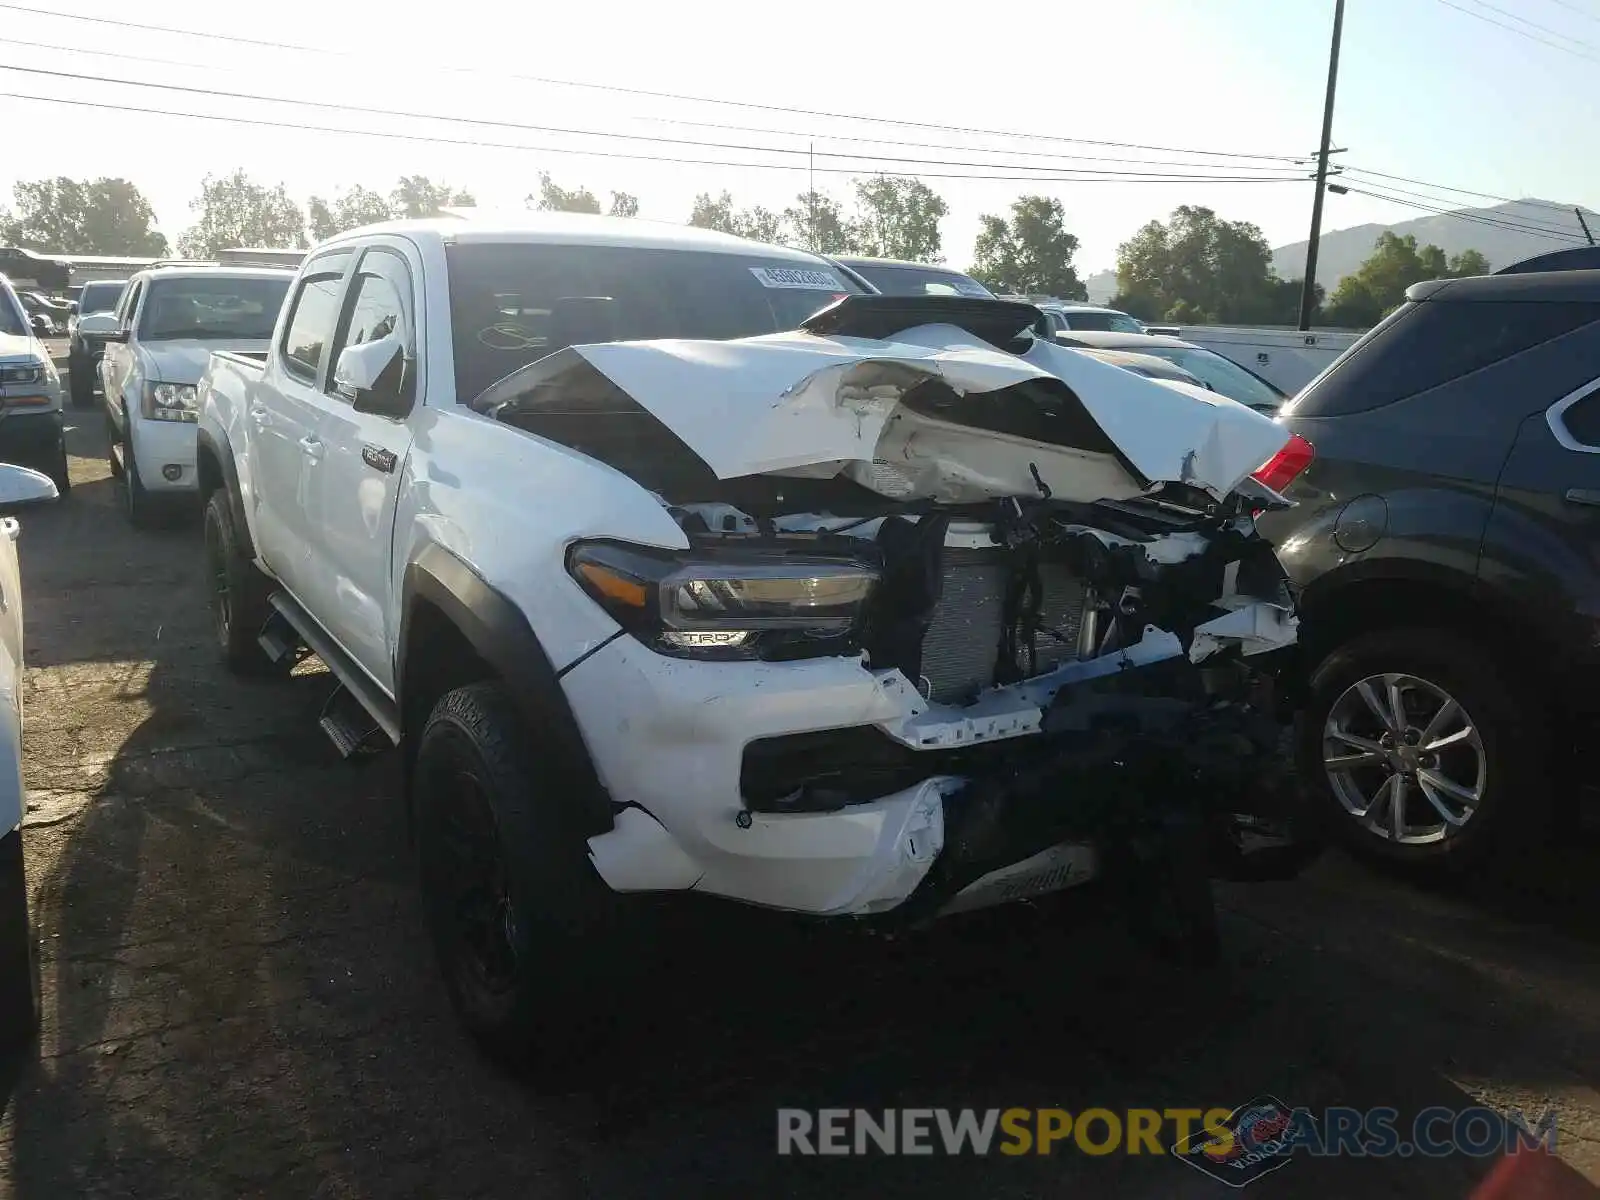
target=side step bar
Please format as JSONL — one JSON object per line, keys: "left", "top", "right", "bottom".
{"left": 260, "top": 592, "right": 401, "bottom": 749}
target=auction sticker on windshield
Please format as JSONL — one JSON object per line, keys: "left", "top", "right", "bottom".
{"left": 1173, "top": 1095, "right": 1299, "bottom": 1188}
{"left": 749, "top": 267, "right": 847, "bottom": 291}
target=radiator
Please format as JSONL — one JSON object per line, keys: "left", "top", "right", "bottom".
{"left": 918, "top": 548, "right": 1089, "bottom": 704}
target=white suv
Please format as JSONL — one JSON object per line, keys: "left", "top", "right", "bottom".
{"left": 100, "top": 266, "right": 293, "bottom": 526}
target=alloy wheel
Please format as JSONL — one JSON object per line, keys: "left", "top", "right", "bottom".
{"left": 1321, "top": 672, "right": 1487, "bottom": 844}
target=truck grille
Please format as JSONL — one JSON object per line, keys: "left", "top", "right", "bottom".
{"left": 918, "top": 549, "right": 1088, "bottom": 704}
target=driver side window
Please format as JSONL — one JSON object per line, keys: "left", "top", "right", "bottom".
{"left": 325, "top": 249, "right": 413, "bottom": 406}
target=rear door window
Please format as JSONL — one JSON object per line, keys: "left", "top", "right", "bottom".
{"left": 1289, "top": 300, "right": 1600, "bottom": 418}
{"left": 444, "top": 243, "right": 863, "bottom": 402}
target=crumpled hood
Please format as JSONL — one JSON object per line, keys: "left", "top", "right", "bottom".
{"left": 138, "top": 338, "right": 272, "bottom": 385}
{"left": 571, "top": 324, "right": 1291, "bottom": 502}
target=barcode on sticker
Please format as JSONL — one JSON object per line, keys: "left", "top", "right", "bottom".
{"left": 750, "top": 266, "right": 846, "bottom": 291}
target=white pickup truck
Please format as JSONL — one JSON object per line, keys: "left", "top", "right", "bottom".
{"left": 198, "top": 212, "right": 1312, "bottom": 1069}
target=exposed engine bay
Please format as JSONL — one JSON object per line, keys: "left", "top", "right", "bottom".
{"left": 480, "top": 296, "right": 1318, "bottom": 953}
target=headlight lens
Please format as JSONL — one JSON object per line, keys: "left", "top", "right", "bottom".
{"left": 142, "top": 381, "right": 199, "bottom": 422}
{"left": 567, "top": 540, "right": 879, "bottom": 661}
{"left": 0, "top": 363, "right": 44, "bottom": 386}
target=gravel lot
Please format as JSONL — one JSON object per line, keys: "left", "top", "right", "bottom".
{"left": 1, "top": 401, "right": 1599, "bottom": 1198}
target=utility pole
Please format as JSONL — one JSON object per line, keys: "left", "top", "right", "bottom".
{"left": 1299, "top": 0, "right": 1347, "bottom": 332}
{"left": 809, "top": 141, "right": 817, "bottom": 250}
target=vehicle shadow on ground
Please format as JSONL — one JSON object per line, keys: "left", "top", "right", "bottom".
{"left": 4, "top": 419, "right": 1595, "bottom": 1197}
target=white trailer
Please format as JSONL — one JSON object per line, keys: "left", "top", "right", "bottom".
{"left": 1165, "top": 326, "right": 1365, "bottom": 395}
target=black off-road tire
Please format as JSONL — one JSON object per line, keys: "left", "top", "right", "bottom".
{"left": 1296, "top": 626, "right": 1550, "bottom": 874}
{"left": 413, "top": 682, "right": 622, "bottom": 1075}
{"left": 203, "top": 491, "right": 283, "bottom": 677}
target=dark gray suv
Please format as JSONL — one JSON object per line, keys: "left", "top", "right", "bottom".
{"left": 1258, "top": 270, "right": 1600, "bottom": 872}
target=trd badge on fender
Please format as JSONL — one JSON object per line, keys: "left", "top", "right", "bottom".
{"left": 362, "top": 445, "right": 398, "bottom": 474}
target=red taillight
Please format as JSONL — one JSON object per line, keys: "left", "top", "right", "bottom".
{"left": 1251, "top": 433, "right": 1315, "bottom": 493}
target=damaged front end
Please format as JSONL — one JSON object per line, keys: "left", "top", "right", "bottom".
{"left": 480, "top": 295, "right": 1317, "bottom": 954}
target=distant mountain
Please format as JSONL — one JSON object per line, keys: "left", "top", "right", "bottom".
{"left": 1081, "top": 199, "right": 1598, "bottom": 305}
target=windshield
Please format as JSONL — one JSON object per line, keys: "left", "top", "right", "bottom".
{"left": 78, "top": 282, "right": 126, "bottom": 316}
{"left": 1059, "top": 310, "right": 1145, "bottom": 334}
{"left": 0, "top": 285, "right": 25, "bottom": 337}
{"left": 1142, "top": 346, "right": 1285, "bottom": 409}
{"left": 445, "top": 243, "right": 866, "bottom": 402}
{"left": 138, "top": 275, "right": 291, "bottom": 341}
{"left": 846, "top": 262, "right": 994, "bottom": 299}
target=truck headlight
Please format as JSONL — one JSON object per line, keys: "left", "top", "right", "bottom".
{"left": 567, "top": 540, "right": 879, "bottom": 661}
{"left": 0, "top": 364, "right": 44, "bottom": 386}
{"left": 142, "top": 382, "right": 199, "bottom": 423}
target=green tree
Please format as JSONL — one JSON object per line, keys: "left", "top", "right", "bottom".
{"left": 1111, "top": 205, "right": 1298, "bottom": 324}
{"left": 0, "top": 177, "right": 168, "bottom": 255}
{"left": 531, "top": 172, "right": 600, "bottom": 214}
{"left": 177, "top": 170, "right": 305, "bottom": 257}
{"left": 687, "top": 191, "right": 783, "bottom": 242}
{"left": 608, "top": 191, "right": 640, "bottom": 218}
{"left": 1322, "top": 233, "right": 1489, "bottom": 327}
{"left": 847, "top": 176, "right": 946, "bottom": 262}
{"left": 389, "top": 175, "right": 474, "bottom": 219}
{"left": 968, "top": 195, "right": 1085, "bottom": 298}
{"left": 782, "top": 190, "right": 853, "bottom": 253}
{"left": 307, "top": 185, "right": 394, "bottom": 242}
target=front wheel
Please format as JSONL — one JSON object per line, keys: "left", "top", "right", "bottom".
{"left": 413, "top": 682, "right": 621, "bottom": 1074}
{"left": 1297, "top": 627, "right": 1550, "bottom": 873}
{"left": 42, "top": 440, "right": 69, "bottom": 498}
{"left": 119, "top": 421, "right": 155, "bottom": 529}
{"left": 68, "top": 359, "right": 93, "bottom": 409}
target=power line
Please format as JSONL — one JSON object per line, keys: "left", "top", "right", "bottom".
{"left": 1542, "top": 0, "right": 1600, "bottom": 24}
{"left": 1342, "top": 167, "right": 1587, "bottom": 213}
{"left": 1335, "top": 177, "right": 1585, "bottom": 236}
{"left": 1451, "top": 0, "right": 1600, "bottom": 42}
{"left": 1338, "top": 185, "right": 1588, "bottom": 243}
{"left": 0, "top": 36, "right": 1313, "bottom": 176}
{"left": 0, "top": 63, "right": 1313, "bottom": 182}
{"left": 0, "top": 2, "right": 1304, "bottom": 164}
{"left": 1430, "top": 0, "right": 1600, "bottom": 62}
{"left": 0, "top": 90, "right": 1311, "bottom": 186}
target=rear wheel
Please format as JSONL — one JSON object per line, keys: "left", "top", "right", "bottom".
{"left": 413, "top": 682, "right": 621, "bottom": 1074}
{"left": 1297, "top": 627, "right": 1549, "bottom": 872}
{"left": 203, "top": 491, "right": 282, "bottom": 676}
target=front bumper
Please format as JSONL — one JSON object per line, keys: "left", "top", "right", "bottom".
{"left": 567, "top": 624, "right": 1312, "bottom": 921}
{"left": 130, "top": 417, "right": 199, "bottom": 493}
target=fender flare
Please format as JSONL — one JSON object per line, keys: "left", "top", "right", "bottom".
{"left": 398, "top": 543, "right": 616, "bottom": 836}
{"left": 195, "top": 425, "right": 254, "bottom": 559}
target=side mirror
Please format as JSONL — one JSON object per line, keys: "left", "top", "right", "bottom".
{"left": 67, "top": 301, "right": 78, "bottom": 315}
{"left": 28, "top": 315, "right": 51, "bottom": 336}
{"left": 334, "top": 336, "right": 409, "bottom": 416}
{"left": 0, "top": 463, "right": 59, "bottom": 508}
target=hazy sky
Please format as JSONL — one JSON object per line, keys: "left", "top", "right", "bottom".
{"left": 2, "top": 0, "right": 1597, "bottom": 275}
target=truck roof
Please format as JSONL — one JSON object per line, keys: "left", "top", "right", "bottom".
{"left": 1406, "top": 269, "right": 1600, "bottom": 303}
{"left": 133, "top": 265, "right": 298, "bottom": 282}
{"left": 314, "top": 210, "right": 831, "bottom": 263}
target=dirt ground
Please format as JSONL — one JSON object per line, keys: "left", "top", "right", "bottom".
{"left": 1, "top": 403, "right": 1599, "bottom": 1198}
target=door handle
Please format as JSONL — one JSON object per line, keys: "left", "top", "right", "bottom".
{"left": 249, "top": 404, "right": 272, "bottom": 428}
{"left": 1563, "top": 488, "right": 1600, "bottom": 507}
{"left": 299, "top": 435, "right": 324, "bottom": 462}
